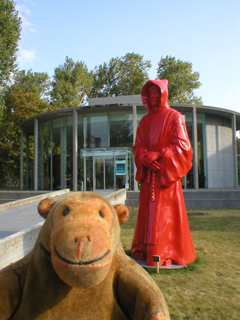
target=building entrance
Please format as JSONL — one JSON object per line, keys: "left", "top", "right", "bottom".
{"left": 81, "top": 148, "right": 133, "bottom": 191}
{"left": 95, "top": 157, "right": 115, "bottom": 190}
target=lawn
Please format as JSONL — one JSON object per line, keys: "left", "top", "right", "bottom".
{"left": 120, "top": 209, "right": 240, "bottom": 320}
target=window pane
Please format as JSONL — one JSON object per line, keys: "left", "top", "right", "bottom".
{"left": 109, "top": 112, "right": 133, "bottom": 147}
{"left": 86, "top": 114, "right": 108, "bottom": 148}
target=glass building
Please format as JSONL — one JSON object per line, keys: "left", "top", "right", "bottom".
{"left": 20, "top": 95, "right": 240, "bottom": 192}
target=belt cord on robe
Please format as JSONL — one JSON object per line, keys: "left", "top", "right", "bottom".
{"left": 146, "top": 169, "right": 156, "bottom": 202}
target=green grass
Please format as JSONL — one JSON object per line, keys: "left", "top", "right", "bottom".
{"left": 121, "top": 209, "right": 240, "bottom": 320}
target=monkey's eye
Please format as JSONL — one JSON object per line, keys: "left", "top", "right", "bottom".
{"left": 63, "top": 208, "right": 69, "bottom": 216}
{"left": 99, "top": 210, "right": 105, "bottom": 218}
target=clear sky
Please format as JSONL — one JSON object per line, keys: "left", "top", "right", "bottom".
{"left": 15, "top": 0, "right": 240, "bottom": 113}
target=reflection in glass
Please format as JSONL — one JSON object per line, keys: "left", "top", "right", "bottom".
{"left": 51, "top": 119, "right": 62, "bottom": 190}
{"left": 25, "top": 135, "right": 34, "bottom": 189}
{"left": 109, "top": 112, "right": 133, "bottom": 147}
{"left": 78, "top": 115, "right": 84, "bottom": 190}
{"left": 105, "top": 158, "right": 114, "bottom": 189}
{"left": 86, "top": 157, "right": 93, "bottom": 191}
{"left": 38, "top": 122, "right": 51, "bottom": 190}
{"left": 95, "top": 158, "right": 104, "bottom": 189}
{"left": 66, "top": 117, "right": 73, "bottom": 190}
{"left": 86, "top": 115, "right": 108, "bottom": 148}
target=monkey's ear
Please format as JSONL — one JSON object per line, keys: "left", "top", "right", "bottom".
{"left": 114, "top": 204, "right": 129, "bottom": 225}
{"left": 38, "top": 198, "right": 57, "bottom": 219}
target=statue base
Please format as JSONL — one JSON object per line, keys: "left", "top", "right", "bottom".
{"left": 131, "top": 257, "right": 187, "bottom": 269}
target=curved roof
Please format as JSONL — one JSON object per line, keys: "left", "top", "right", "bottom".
{"left": 21, "top": 95, "right": 240, "bottom": 135}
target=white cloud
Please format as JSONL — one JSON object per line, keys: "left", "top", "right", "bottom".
{"left": 18, "top": 49, "right": 36, "bottom": 66}
{"left": 16, "top": 2, "right": 38, "bottom": 69}
{"left": 16, "top": 4, "right": 31, "bottom": 15}
{"left": 16, "top": 3, "right": 37, "bottom": 39}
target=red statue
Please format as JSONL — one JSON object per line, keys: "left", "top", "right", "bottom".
{"left": 131, "top": 80, "right": 196, "bottom": 267}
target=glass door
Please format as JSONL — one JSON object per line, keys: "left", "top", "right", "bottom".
{"left": 105, "top": 157, "right": 114, "bottom": 189}
{"left": 95, "top": 157, "right": 104, "bottom": 189}
{"left": 85, "top": 157, "right": 93, "bottom": 191}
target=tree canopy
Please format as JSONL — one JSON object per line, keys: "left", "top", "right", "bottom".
{"left": 0, "top": 0, "right": 21, "bottom": 86}
{"left": 156, "top": 56, "right": 202, "bottom": 105}
{"left": 51, "top": 57, "right": 92, "bottom": 108}
{"left": 90, "top": 53, "right": 151, "bottom": 97}
{"left": 0, "top": 86, "right": 57, "bottom": 180}
{"left": 14, "top": 70, "right": 51, "bottom": 100}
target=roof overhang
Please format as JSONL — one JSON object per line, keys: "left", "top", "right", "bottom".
{"left": 21, "top": 95, "right": 240, "bottom": 134}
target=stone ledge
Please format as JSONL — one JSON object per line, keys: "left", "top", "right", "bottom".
{"left": 0, "top": 190, "right": 127, "bottom": 269}
{"left": 0, "top": 189, "right": 70, "bottom": 212}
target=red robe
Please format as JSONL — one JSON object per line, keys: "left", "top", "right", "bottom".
{"left": 131, "top": 80, "right": 196, "bottom": 266}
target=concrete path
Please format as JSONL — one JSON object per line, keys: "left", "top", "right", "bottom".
{"left": 0, "top": 190, "right": 114, "bottom": 239}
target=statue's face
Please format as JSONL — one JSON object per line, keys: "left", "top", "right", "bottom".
{"left": 149, "top": 86, "right": 161, "bottom": 111}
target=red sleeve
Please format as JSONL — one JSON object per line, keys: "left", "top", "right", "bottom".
{"left": 133, "top": 121, "right": 149, "bottom": 183}
{"left": 159, "top": 113, "right": 192, "bottom": 188}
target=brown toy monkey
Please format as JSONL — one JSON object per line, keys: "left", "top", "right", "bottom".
{"left": 0, "top": 192, "right": 170, "bottom": 319}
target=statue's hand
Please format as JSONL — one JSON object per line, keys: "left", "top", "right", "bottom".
{"left": 143, "top": 152, "right": 161, "bottom": 168}
{"left": 150, "top": 161, "right": 161, "bottom": 172}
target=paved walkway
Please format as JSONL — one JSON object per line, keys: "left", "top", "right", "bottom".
{"left": 0, "top": 191, "right": 113, "bottom": 239}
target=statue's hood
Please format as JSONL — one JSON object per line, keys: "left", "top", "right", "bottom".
{"left": 141, "top": 79, "right": 169, "bottom": 113}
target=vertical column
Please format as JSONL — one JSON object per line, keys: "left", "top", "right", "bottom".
{"left": 232, "top": 113, "right": 238, "bottom": 188}
{"left": 34, "top": 118, "right": 38, "bottom": 191}
{"left": 20, "top": 128, "right": 24, "bottom": 190}
{"left": 132, "top": 104, "right": 138, "bottom": 191}
{"left": 73, "top": 109, "right": 78, "bottom": 191}
{"left": 26, "top": 134, "right": 29, "bottom": 189}
{"left": 93, "top": 156, "right": 96, "bottom": 191}
{"left": 61, "top": 119, "right": 67, "bottom": 189}
{"left": 83, "top": 116, "right": 87, "bottom": 148}
{"left": 202, "top": 117, "right": 207, "bottom": 188}
{"left": 50, "top": 123, "right": 53, "bottom": 190}
{"left": 83, "top": 156, "right": 86, "bottom": 191}
{"left": 192, "top": 107, "right": 199, "bottom": 189}
{"left": 38, "top": 127, "right": 43, "bottom": 190}
{"left": 114, "top": 156, "right": 116, "bottom": 190}
{"left": 125, "top": 153, "right": 128, "bottom": 189}
{"left": 107, "top": 112, "right": 110, "bottom": 147}
{"left": 83, "top": 116, "right": 87, "bottom": 191}
{"left": 103, "top": 157, "right": 106, "bottom": 190}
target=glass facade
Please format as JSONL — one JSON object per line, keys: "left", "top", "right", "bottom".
{"left": 24, "top": 135, "right": 34, "bottom": 189}
{"left": 37, "top": 117, "right": 74, "bottom": 190}
{"left": 33, "top": 110, "right": 134, "bottom": 191}
{"left": 85, "top": 114, "right": 108, "bottom": 148}
{"left": 21, "top": 102, "right": 239, "bottom": 192}
{"left": 109, "top": 112, "right": 133, "bottom": 147}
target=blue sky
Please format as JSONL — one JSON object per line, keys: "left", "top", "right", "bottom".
{"left": 15, "top": 0, "right": 240, "bottom": 112}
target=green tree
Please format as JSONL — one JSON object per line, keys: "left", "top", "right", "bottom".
{"left": 0, "top": 0, "right": 21, "bottom": 86}
{"left": 237, "top": 137, "right": 240, "bottom": 154}
{"left": 156, "top": 56, "right": 202, "bottom": 104}
{"left": 51, "top": 57, "right": 92, "bottom": 109}
{"left": 0, "top": 86, "right": 57, "bottom": 181}
{"left": 90, "top": 52, "right": 151, "bottom": 97}
{"left": 14, "top": 70, "right": 51, "bottom": 100}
